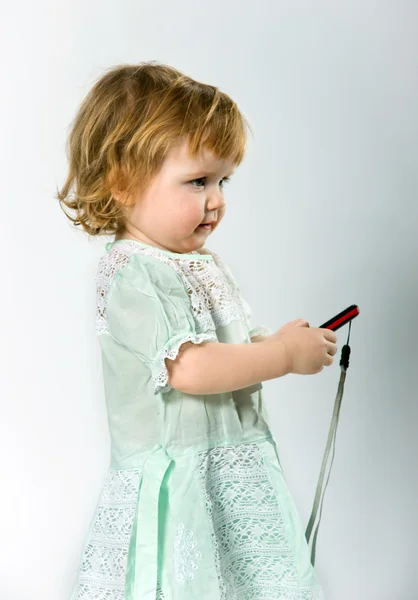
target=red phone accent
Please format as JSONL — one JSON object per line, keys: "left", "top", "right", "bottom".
{"left": 320, "top": 305, "right": 360, "bottom": 332}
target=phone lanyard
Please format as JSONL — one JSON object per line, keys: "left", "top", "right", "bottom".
{"left": 305, "top": 321, "right": 353, "bottom": 566}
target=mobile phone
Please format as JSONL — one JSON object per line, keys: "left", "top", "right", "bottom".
{"left": 319, "top": 304, "right": 360, "bottom": 332}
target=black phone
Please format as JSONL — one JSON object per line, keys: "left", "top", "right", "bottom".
{"left": 319, "top": 304, "right": 360, "bottom": 332}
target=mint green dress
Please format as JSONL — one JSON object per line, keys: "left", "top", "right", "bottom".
{"left": 70, "top": 239, "right": 325, "bottom": 600}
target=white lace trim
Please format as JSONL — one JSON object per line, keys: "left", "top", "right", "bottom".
{"left": 96, "top": 246, "right": 133, "bottom": 337}
{"left": 95, "top": 241, "right": 259, "bottom": 338}
{"left": 72, "top": 468, "right": 141, "bottom": 599}
{"left": 207, "top": 250, "right": 271, "bottom": 339}
{"left": 152, "top": 331, "right": 217, "bottom": 395}
{"left": 197, "top": 442, "right": 325, "bottom": 600}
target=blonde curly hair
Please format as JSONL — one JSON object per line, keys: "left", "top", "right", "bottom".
{"left": 57, "top": 61, "right": 252, "bottom": 237}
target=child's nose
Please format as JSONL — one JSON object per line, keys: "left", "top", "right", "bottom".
{"left": 207, "top": 189, "right": 226, "bottom": 211}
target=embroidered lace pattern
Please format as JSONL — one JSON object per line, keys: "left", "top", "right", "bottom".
{"left": 207, "top": 250, "right": 273, "bottom": 339}
{"left": 156, "top": 522, "right": 203, "bottom": 598}
{"left": 173, "top": 522, "right": 202, "bottom": 584}
{"left": 96, "top": 242, "right": 272, "bottom": 338}
{"left": 72, "top": 468, "right": 141, "bottom": 600}
{"left": 96, "top": 245, "right": 134, "bottom": 337}
{"left": 96, "top": 242, "right": 250, "bottom": 335}
{"left": 197, "top": 443, "right": 325, "bottom": 600}
{"left": 95, "top": 242, "right": 270, "bottom": 394}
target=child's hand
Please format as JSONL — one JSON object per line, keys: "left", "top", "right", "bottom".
{"left": 270, "top": 318, "right": 338, "bottom": 375}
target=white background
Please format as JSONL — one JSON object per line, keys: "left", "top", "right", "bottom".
{"left": 1, "top": 1, "right": 417, "bottom": 598}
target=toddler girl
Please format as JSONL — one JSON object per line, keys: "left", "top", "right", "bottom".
{"left": 58, "top": 62, "right": 337, "bottom": 600}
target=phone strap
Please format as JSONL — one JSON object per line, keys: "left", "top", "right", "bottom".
{"left": 305, "top": 322, "right": 352, "bottom": 566}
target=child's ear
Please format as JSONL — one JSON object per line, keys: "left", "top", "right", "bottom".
{"left": 111, "top": 188, "right": 133, "bottom": 207}
{"left": 111, "top": 187, "right": 123, "bottom": 202}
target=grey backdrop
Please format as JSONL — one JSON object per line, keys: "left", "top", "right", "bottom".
{"left": 1, "top": 1, "right": 417, "bottom": 598}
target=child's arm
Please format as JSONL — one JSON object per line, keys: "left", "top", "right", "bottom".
{"left": 166, "top": 340, "right": 289, "bottom": 395}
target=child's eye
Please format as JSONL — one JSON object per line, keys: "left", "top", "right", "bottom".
{"left": 190, "top": 177, "right": 231, "bottom": 188}
{"left": 190, "top": 178, "right": 206, "bottom": 187}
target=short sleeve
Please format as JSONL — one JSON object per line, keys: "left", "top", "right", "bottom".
{"left": 106, "top": 254, "right": 217, "bottom": 395}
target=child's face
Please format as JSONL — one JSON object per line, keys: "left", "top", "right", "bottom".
{"left": 116, "top": 139, "right": 235, "bottom": 254}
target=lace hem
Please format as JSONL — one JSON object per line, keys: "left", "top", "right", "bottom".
{"left": 197, "top": 442, "right": 325, "bottom": 600}
{"left": 72, "top": 444, "right": 324, "bottom": 600}
{"left": 151, "top": 331, "right": 218, "bottom": 395}
{"left": 71, "top": 469, "right": 141, "bottom": 600}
